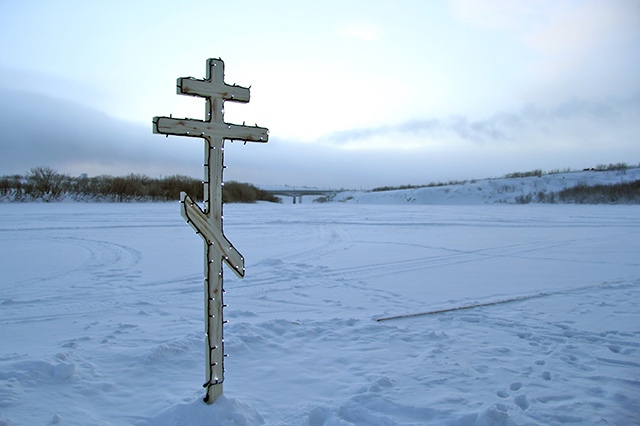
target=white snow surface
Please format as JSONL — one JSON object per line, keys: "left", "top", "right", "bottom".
{"left": 2, "top": 173, "right": 640, "bottom": 425}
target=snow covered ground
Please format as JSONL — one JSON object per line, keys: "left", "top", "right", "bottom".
{"left": 1, "top": 191, "right": 640, "bottom": 424}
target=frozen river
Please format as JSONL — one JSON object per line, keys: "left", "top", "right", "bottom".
{"left": 1, "top": 202, "right": 639, "bottom": 425}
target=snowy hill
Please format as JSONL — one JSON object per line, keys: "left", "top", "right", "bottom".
{"left": 336, "top": 168, "right": 640, "bottom": 204}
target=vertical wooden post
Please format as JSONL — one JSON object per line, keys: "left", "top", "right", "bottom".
{"left": 153, "top": 58, "right": 268, "bottom": 403}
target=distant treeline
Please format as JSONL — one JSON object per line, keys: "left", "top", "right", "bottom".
{"left": 372, "top": 181, "right": 469, "bottom": 192}
{"left": 0, "top": 167, "right": 281, "bottom": 203}
{"left": 516, "top": 180, "right": 640, "bottom": 204}
{"left": 505, "top": 162, "right": 631, "bottom": 179}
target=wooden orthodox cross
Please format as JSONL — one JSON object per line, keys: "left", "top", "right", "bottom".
{"left": 153, "top": 58, "right": 268, "bottom": 403}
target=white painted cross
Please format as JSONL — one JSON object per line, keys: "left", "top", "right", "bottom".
{"left": 153, "top": 58, "right": 268, "bottom": 403}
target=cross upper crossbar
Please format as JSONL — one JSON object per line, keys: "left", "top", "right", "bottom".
{"left": 179, "top": 77, "right": 250, "bottom": 103}
{"left": 179, "top": 58, "right": 250, "bottom": 103}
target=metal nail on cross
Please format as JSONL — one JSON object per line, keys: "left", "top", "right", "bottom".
{"left": 152, "top": 58, "right": 268, "bottom": 403}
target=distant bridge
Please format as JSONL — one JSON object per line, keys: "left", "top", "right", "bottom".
{"left": 263, "top": 188, "right": 340, "bottom": 204}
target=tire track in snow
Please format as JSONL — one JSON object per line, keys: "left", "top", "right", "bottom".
{"left": 0, "top": 236, "right": 143, "bottom": 324}
{"left": 6, "top": 236, "right": 141, "bottom": 289}
{"left": 228, "top": 230, "right": 639, "bottom": 319}
{"left": 252, "top": 224, "right": 354, "bottom": 268}
{"left": 234, "top": 238, "right": 585, "bottom": 291}
{"left": 0, "top": 223, "right": 183, "bottom": 233}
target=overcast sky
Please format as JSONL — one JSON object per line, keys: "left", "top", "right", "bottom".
{"left": 1, "top": 0, "right": 639, "bottom": 189}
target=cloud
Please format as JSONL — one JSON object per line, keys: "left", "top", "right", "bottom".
{"left": 449, "top": 0, "right": 545, "bottom": 31}
{"left": 321, "top": 95, "right": 640, "bottom": 148}
{"left": 1, "top": 87, "right": 637, "bottom": 191}
{"left": 337, "top": 23, "right": 385, "bottom": 41}
{"left": 225, "top": 94, "right": 639, "bottom": 189}
{"left": 524, "top": 1, "right": 640, "bottom": 95}
{"left": 524, "top": 0, "right": 640, "bottom": 56}
{"left": 0, "top": 88, "right": 202, "bottom": 177}
{"left": 450, "top": 0, "right": 640, "bottom": 102}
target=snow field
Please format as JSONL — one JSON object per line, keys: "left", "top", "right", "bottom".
{"left": 1, "top": 202, "right": 639, "bottom": 425}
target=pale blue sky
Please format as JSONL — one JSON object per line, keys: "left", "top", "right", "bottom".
{"left": 1, "top": 0, "right": 638, "bottom": 188}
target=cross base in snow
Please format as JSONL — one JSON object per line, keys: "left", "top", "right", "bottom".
{"left": 153, "top": 58, "right": 268, "bottom": 403}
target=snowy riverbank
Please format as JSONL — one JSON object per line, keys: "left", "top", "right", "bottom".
{"left": 336, "top": 167, "right": 640, "bottom": 205}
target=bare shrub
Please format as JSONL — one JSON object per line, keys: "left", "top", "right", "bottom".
{"left": 27, "top": 166, "right": 67, "bottom": 201}
{"left": 556, "top": 180, "right": 640, "bottom": 204}
{"left": 222, "top": 181, "right": 280, "bottom": 203}
{"left": 504, "top": 169, "right": 543, "bottom": 179}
